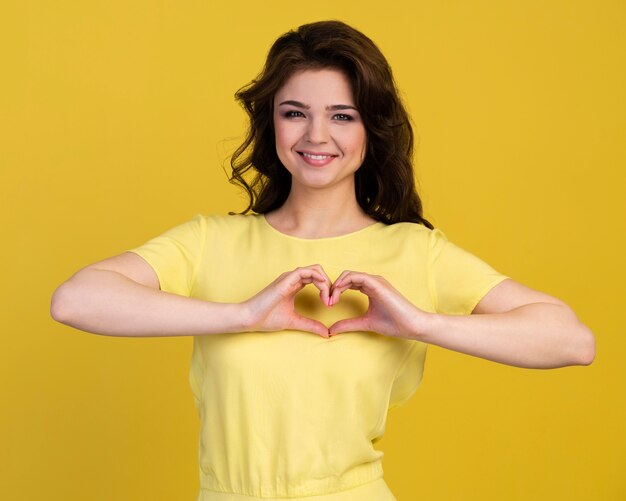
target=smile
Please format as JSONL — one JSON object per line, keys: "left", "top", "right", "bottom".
{"left": 297, "top": 151, "right": 338, "bottom": 167}
{"left": 299, "top": 152, "right": 337, "bottom": 160}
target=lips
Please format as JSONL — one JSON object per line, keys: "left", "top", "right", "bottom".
{"left": 297, "top": 150, "right": 338, "bottom": 167}
{"left": 299, "top": 151, "right": 336, "bottom": 160}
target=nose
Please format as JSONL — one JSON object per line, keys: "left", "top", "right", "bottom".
{"left": 304, "top": 117, "right": 329, "bottom": 144}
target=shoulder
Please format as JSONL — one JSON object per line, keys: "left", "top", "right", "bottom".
{"left": 383, "top": 221, "right": 432, "bottom": 234}
{"left": 149, "top": 213, "right": 259, "bottom": 243}
{"left": 202, "top": 212, "right": 264, "bottom": 231}
{"left": 387, "top": 223, "right": 457, "bottom": 253}
{"left": 381, "top": 221, "right": 436, "bottom": 245}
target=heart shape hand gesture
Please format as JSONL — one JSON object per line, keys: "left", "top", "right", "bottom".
{"left": 241, "top": 264, "right": 428, "bottom": 339}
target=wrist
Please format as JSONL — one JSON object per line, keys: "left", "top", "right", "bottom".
{"left": 202, "top": 300, "right": 251, "bottom": 335}
{"left": 409, "top": 310, "right": 442, "bottom": 342}
{"left": 233, "top": 300, "right": 254, "bottom": 333}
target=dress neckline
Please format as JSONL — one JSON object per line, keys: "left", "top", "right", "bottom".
{"left": 258, "top": 213, "right": 384, "bottom": 242}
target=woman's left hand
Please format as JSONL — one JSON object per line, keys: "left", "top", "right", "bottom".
{"left": 327, "top": 270, "right": 430, "bottom": 339}
{"left": 327, "top": 271, "right": 595, "bottom": 368}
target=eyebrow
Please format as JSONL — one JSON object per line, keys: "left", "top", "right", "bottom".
{"left": 278, "top": 100, "right": 358, "bottom": 111}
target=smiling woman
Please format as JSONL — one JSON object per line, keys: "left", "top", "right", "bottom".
{"left": 229, "top": 20, "right": 431, "bottom": 229}
{"left": 273, "top": 69, "right": 367, "bottom": 197}
{"left": 50, "top": 19, "right": 595, "bottom": 501}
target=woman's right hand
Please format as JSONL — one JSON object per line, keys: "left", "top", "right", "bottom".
{"left": 241, "top": 265, "right": 332, "bottom": 338}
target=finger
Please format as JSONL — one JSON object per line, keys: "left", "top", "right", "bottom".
{"left": 290, "top": 314, "right": 331, "bottom": 338}
{"left": 306, "top": 263, "right": 332, "bottom": 283}
{"left": 328, "top": 316, "right": 370, "bottom": 335}
{"left": 331, "top": 271, "right": 379, "bottom": 304}
{"left": 333, "top": 271, "right": 373, "bottom": 289}
{"left": 329, "top": 269, "right": 353, "bottom": 305}
{"left": 283, "top": 267, "right": 328, "bottom": 296}
{"left": 295, "top": 265, "right": 332, "bottom": 305}
{"left": 332, "top": 269, "right": 352, "bottom": 288}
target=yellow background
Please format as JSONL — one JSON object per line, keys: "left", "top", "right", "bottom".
{"left": 2, "top": 1, "right": 624, "bottom": 500}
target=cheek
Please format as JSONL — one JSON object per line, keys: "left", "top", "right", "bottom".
{"left": 345, "top": 128, "right": 367, "bottom": 160}
{"left": 273, "top": 118, "right": 284, "bottom": 147}
{"left": 359, "top": 132, "right": 367, "bottom": 159}
{"left": 273, "top": 122, "right": 295, "bottom": 169}
{"left": 274, "top": 121, "right": 298, "bottom": 151}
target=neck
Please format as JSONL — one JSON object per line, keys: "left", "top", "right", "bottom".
{"left": 265, "top": 183, "right": 375, "bottom": 239}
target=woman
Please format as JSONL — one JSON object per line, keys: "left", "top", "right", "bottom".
{"left": 51, "top": 20, "right": 595, "bottom": 501}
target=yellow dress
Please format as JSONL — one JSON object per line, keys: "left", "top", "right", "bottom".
{"left": 129, "top": 214, "right": 507, "bottom": 500}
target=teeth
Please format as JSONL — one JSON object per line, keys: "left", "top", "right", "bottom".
{"left": 302, "top": 152, "right": 332, "bottom": 160}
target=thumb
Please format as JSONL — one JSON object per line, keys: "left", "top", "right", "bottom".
{"left": 290, "top": 314, "right": 331, "bottom": 338}
{"left": 328, "top": 316, "right": 369, "bottom": 336}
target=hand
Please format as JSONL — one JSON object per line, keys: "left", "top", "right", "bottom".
{"left": 241, "top": 265, "right": 332, "bottom": 338}
{"left": 328, "top": 270, "right": 430, "bottom": 339}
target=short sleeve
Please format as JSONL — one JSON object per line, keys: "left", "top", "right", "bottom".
{"left": 126, "top": 214, "right": 207, "bottom": 297}
{"left": 428, "top": 228, "right": 509, "bottom": 315}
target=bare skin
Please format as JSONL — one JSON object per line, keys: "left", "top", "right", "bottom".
{"left": 51, "top": 68, "right": 595, "bottom": 369}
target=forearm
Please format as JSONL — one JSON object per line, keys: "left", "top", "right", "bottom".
{"left": 415, "top": 303, "right": 595, "bottom": 369}
{"left": 51, "top": 269, "right": 245, "bottom": 337}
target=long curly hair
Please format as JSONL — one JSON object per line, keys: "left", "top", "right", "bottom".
{"left": 229, "top": 20, "right": 433, "bottom": 228}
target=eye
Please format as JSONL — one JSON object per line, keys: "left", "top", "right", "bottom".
{"left": 283, "top": 110, "right": 305, "bottom": 118}
{"left": 333, "top": 113, "right": 354, "bottom": 121}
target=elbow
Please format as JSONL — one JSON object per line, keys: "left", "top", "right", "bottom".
{"left": 573, "top": 324, "right": 596, "bottom": 366}
{"left": 50, "top": 282, "right": 76, "bottom": 325}
{"left": 553, "top": 304, "right": 595, "bottom": 367}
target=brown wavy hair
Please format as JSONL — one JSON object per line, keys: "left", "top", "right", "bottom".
{"left": 229, "top": 20, "right": 433, "bottom": 228}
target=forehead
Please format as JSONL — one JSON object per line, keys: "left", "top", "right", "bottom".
{"left": 274, "top": 68, "right": 355, "bottom": 104}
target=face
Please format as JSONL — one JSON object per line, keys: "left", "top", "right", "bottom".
{"left": 273, "top": 68, "right": 367, "bottom": 194}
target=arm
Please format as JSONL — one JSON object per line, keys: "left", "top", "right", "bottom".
{"left": 419, "top": 278, "right": 595, "bottom": 368}
{"left": 328, "top": 273, "right": 595, "bottom": 369}
{"left": 50, "top": 252, "right": 246, "bottom": 337}
{"left": 51, "top": 253, "right": 332, "bottom": 338}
